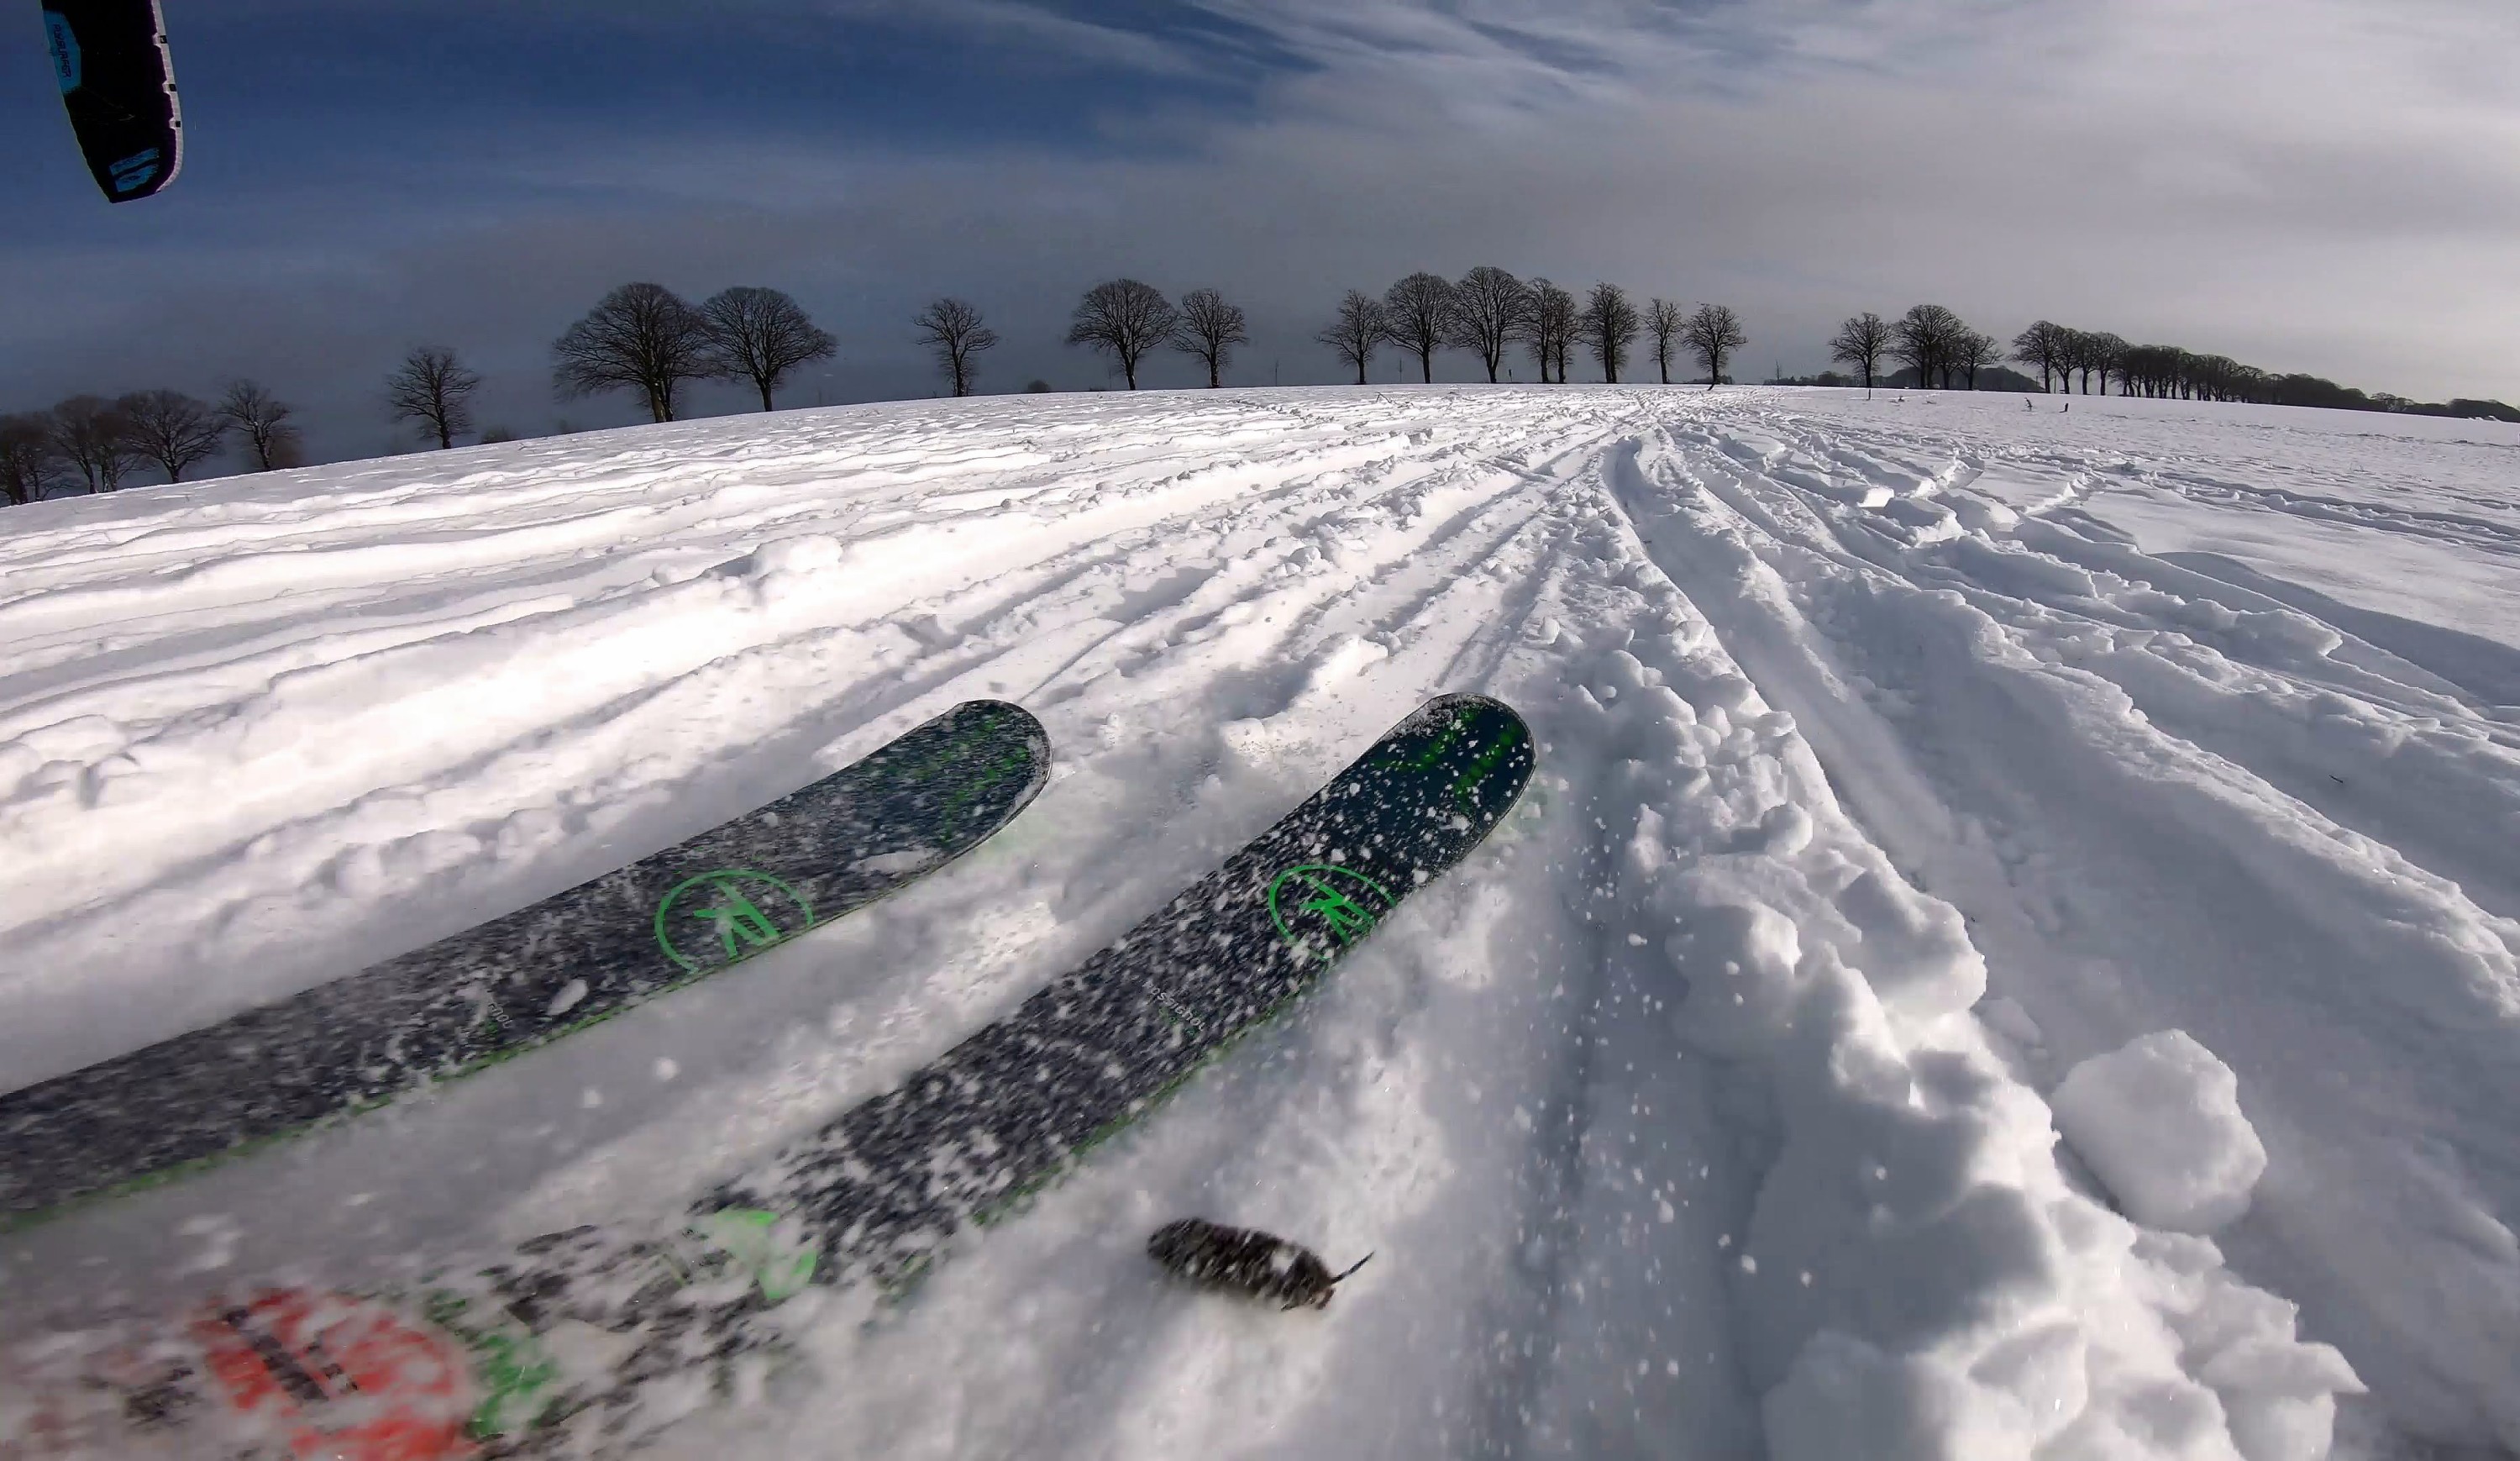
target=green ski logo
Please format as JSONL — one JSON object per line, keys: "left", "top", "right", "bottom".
{"left": 654, "top": 870, "right": 815, "bottom": 972}
{"left": 421, "top": 1290, "right": 563, "bottom": 1437}
{"left": 1447, "top": 718, "right": 1526, "bottom": 811}
{"left": 1267, "top": 864, "right": 1398, "bottom": 953}
{"left": 1379, "top": 707, "right": 1526, "bottom": 811}
{"left": 1389, "top": 712, "right": 1468, "bottom": 773}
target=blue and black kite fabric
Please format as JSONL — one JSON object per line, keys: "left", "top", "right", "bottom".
{"left": 42, "top": 0, "right": 182, "bottom": 202}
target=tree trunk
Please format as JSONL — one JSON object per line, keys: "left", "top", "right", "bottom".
{"left": 759, "top": 379, "right": 775, "bottom": 411}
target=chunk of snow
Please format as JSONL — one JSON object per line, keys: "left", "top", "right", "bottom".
{"left": 2051, "top": 1030, "right": 2266, "bottom": 1232}
{"left": 858, "top": 847, "right": 942, "bottom": 876}
{"left": 1756, "top": 804, "right": 1814, "bottom": 855}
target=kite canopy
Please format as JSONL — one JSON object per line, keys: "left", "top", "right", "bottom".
{"left": 42, "top": 0, "right": 182, "bottom": 202}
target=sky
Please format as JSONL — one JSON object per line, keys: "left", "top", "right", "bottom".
{"left": 7, "top": 0, "right": 2519, "bottom": 466}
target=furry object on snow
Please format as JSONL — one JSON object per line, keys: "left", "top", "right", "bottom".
{"left": 1146, "top": 1217, "right": 1372, "bottom": 1311}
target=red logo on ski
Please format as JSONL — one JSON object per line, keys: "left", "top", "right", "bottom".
{"left": 191, "top": 1289, "right": 477, "bottom": 1460}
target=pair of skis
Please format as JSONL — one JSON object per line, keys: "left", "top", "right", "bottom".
{"left": 1, "top": 695, "right": 1534, "bottom": 1460}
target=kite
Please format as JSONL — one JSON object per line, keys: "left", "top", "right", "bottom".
{"left": 42, "top": 0, "right": 182, "bottom": 202}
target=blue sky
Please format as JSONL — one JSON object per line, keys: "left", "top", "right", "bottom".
{"left": 9, "top": 0, "right": 2520, "bottom": 465}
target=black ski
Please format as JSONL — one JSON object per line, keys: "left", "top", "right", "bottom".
{"left": 0, "top": 700, "right": 1049, "bottom": 1225}
{"left": 5, "top": 695, "right": 1531, "bottom": 1461}
{"left": 722, "top": 691, "right": 1533, "bottom": 1285}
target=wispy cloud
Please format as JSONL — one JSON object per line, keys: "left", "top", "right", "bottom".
{"left": 816, "top": 0, "right": 1231, "bottom": 78}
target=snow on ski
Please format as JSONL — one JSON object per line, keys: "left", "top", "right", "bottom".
{"left": 0, "top": 700, "right": 1049, "bottom": 1226}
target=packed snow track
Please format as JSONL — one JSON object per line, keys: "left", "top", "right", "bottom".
{"left": 3, "top": 386, "right": 2517, "bottom": 1460}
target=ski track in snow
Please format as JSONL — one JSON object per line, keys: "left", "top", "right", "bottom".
{"left": 3, "top": 386, "right": 2518, "bottom": 1459}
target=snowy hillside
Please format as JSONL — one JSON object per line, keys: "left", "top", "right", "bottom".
{"left": 3, "top": 386, "right": 2517, "bottom": 1459}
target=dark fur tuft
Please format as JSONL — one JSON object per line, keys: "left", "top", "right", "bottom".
{"left": 1147, "top": 1217, "right": 1372, "bottom": 1311}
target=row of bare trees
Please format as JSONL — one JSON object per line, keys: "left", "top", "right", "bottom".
{"left": 1057, "top": 279, "right": 1246, "bottom": 390}
{"left": 366, "top": 282, "right": 846, "bottom": 455}
{"left": 1053, "top": 272, "right": 1750, "bottom": 392}
{"left": 1826, "top": 305, "right": 2008, "bottom": 392}
{"left": 30, "top": 275, "right": 2494, "bottom": 507}
{"left": 2, "top": 383, "right": 303, "bottom": 503}
{"left": 1816, "top": 311, "right": 2507, "bottom": 416}
{"left": 1313, "top": 271, "right": 1747, "bottom": 388}
{"left": 2004, "top": 321, "right": 2417, "bottom": 407}
{"left": 545, "top": 280, "right": 1231, "bottom": 404}
{"left": 370, "top": 281, "right": 844, "bottom": 455}
{"left": 549, "top": 282, "right": 837, "bottom": 424}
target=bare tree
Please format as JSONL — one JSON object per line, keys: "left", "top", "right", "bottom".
{"left": 1683, "top": 304, "right": 1749, "bottom": 389}
{"left": 698, "top": 286, "right": 836, "bottom": 410}
{"left": 1646, "top": 297, "right": 1687, "bottom": 385}
{"left": 1316, "top": 290, "right": 1389, "bottom": 385}
{"left": 553, "top": 283, "right": 721, "bottom": 423}
{"left": 2079, "top": 330, "right": 2129, "bottom": 395}
{"left": 1575, "top": 282, "right": 1641, "bottom": 385}
{"left": 218, "top": 380, "right": 304, "bottom": 470}
{"left": 1383, "top": 272, "right": 1456, "bottom": 384}
{"left": 1830, "top": 312, "right": 1893, "bottom": 394}
{"left": 1524, "top": 277, "right": 1578, "bottom": 383}
{"left": 118, "top": 389, "right": 227, "bottom": 481}
{"left": 0, "top": 414, "right": 62, "bottom": 505}
{"left": 1066, "top": 279, "right": 1179, "bottom": 390}
{"left": 1890, "top": 304, "right": 1966, "bottom": 390}
{"left": 1173, "top": 287, "right": 1248, "bottom": 388}
{"left": 47, "top": 396, "right": 141, "bottom": 492}
{"left": 1446, "top": 266, "right": 1530, "bottom": 384}
{"left": 2009, "top": 320, "right": 2069, "bottom": 393}
{"left": 388, "top": 345, "right": 481, "bottom": 447}
{"left": 914, "top": 297, "right": 999, "bottom": 397}
{"left": 2055, "top": 327, "right": 2100, "bottom": 394}
{"left": 1955, "top": 330, "right": 2002, "bottom": 389}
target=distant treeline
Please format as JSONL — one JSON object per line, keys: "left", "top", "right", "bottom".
{"left": 6, "top": 281, "right": 2512, "bottom": 507}
{"left": 1799, "top": 306, "right": 2519, "bottom": 422}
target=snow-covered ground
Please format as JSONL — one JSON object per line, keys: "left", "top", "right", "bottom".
{"left": 3, "top": 386, "right": 2517, "bottom": 1459}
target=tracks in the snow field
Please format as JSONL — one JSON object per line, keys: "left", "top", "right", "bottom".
{"left": 4, "top": 388, "right": 2506, "bottom": 1458}
{"left": 1601, "top": 402, "right": 2520, "bottom": 1456}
